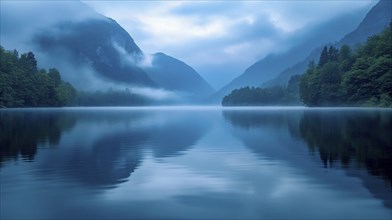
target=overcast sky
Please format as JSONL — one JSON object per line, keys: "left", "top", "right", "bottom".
{"left": 82, "top": 0, "right": 376, "bottom": 89}
{"left": 0, "top": 0, "right": 377, "bottom": 89}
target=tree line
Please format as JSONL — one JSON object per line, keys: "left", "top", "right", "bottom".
{"left": 222, "top": 25, "right": 391, "bottom": 107}
{"left": 300, "top": 25, "right": 391, "bottom": 107}
{"left": 0, "top": 46, "right": 150, "bottom": 107}
{"left": 0, "top": 46, "right": 76, "bottom": 107}
{"left": 222, "top": 74, "right": 301, "bottom": 106}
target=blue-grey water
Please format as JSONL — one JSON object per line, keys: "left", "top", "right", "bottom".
{"left": 1, "top": 107, "right": 391, "bottom": 220}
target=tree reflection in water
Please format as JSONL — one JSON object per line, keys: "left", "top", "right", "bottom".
{"left": 223, "top": 108, "right": 392, "bottom": 208}
{"left": 299, "top": 110, "right": 391, "bottom": 184}
{"left": 0, "top": 110, "right": 77, "bottom": 163}
{"left": 0, "top": 108, "right": 212, "bottom": 189}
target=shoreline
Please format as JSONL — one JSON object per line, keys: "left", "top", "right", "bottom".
{"left": 1, "top": 106, "right": 391, "bottom": 111}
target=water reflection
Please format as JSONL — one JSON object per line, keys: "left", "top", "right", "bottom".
{"left": 0, "top": 110, "right": 77, "bottom": 163}
{"left": 299, "top": 110, "right": 392, "bottom": 183}
{"left": 299, "top": 110, "right": 392, "bottom": 208}
{"left": 0, "top": 108, "right": 212, "bottom": 188}
{"left": 1, "top": 107, "right": 391, "bottom": 219}
{"left": 222, "top": 109, "right": 305, "bottom": 163}
{"left": 223, "top": 108, "right": 392, "bottom": 208}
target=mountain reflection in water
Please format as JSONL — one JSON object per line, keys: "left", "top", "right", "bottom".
{"left": 1, "top": 107, "right": 391, "bottom": 219}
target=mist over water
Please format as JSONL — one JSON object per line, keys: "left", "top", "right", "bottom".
{"left": 1, "top": 107, "right": 391, "bottom": 219}
{"left": 0, "top": 1, "right": 391, "bottom": 219}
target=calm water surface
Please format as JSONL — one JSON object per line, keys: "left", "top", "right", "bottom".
{"left": 1, "top": 107, "right": 391, "bottom": 219}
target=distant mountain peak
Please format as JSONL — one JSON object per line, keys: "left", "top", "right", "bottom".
{"left": 143, "top": 53, "right": 215, "bottom": 101}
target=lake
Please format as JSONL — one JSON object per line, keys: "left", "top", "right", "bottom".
{"left": 1, "top": 107, "right": 391, "bottom": 220}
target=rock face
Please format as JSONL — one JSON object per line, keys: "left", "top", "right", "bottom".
{"left": 143, "top": 52, "right": 215, "bottom": 100}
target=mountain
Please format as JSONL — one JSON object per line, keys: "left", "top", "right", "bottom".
{"left": 1, "top": 1, "right": 156, "bottom": 89}
{"left": 143, "top": 52, "right": 215, "bottom": 100}
{"left": 338, "top": 0, "right": 392, "bottom": 47}
{"left": 34, "top": 17, "right": 157, "bottom": 87}
{"left": 264, "top": 0, "right": 392, "bottom": 88}
{"left": 210, "top": 4, "right": 373, "bottom": 103}
{"left": 0, "top": 1, "right": 213, "bottom": 102}
{"left": 262, "top": 47, "right": 323, "bottom": 88}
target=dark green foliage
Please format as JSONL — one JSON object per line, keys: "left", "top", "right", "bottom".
{"left": 327, "top": 46, "right": 339, "bottom": 62}
{"left": 222, "top": 86, "right": 283, "bottom": 106}
{"left": 0, "top": 46, "right": 76, "bottom": 107}
{"left": 0, "top": 46, "right": 151, "bottom": 107}
{"left": 300, "top": 25, "right": 392, "bottom": 107}
{"left": 319, "top": 46, "right": 339, "bottom": 67}
{"left": 48, "top": 68, "right": 62, "bottom": 87}
{"left": 56, "top": 82, "right": 77, "bottom": 106}
{"left": 284, "top": 74, "right": 301, "bottom": 103}
{"left": 19, "top": 52, "right": 37, "bottom": 74}
{"left": 338, "top": 45, "right": 354, "bottom": 72}
{"left": 222, "top": 74, "right": 301, "bottom": 106}
{"left": 318, "top": 46, "right": 329, "bottom": 67}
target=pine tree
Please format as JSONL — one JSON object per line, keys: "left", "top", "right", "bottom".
{"left": 318, "top": 46, "right": 329, "bottom": 67}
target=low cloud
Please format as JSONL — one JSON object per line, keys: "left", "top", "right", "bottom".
{"left": 138, "top": 53, "right": 155, "bottom": 68}
{"left": 112, "top": 41, "right": 154, "bottom": 68}
{"left": 132, "top": 87, "right": 182, "bottom": 101}
{"left": 1, "top": 1, "right": 378, "bottom": 90}
{"left": 84, "top": 1, "right": 376, "bottom": 89}
{"left": 36, "top": 48, "right": 180, "bottom": 102}
{"left": 1, "top": 1, "right": 102, "bottom": 52}
{"left": 33, "top": 47, "right": 118, "bottom": 91}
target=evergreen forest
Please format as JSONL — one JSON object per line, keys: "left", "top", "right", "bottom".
{"left": 300, "top": 25, "right": 391, "bottom": 107}
{"left": 0, "top": 46, "right": 149, "bottom": 107}
{"left": 0, "top": 46, "right": 76, "bottom": 107}
{"left": 221, "top": 75, "right": 301, "bottom": 106}
{"left": 222, "top": 25, "right": 392, "bottom": 107}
